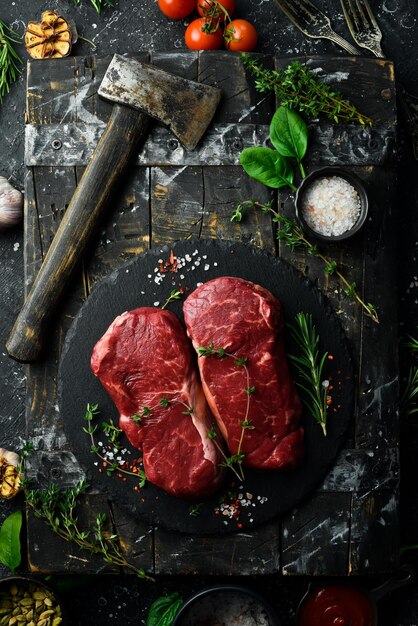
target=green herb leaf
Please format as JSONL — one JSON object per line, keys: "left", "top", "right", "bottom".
{"left": 240, "top": 147, "right": 296, "bottom": 190}
{"left": 270, "top": 106, "right": 308, "bottom": 163}
{"left": 207, "top": 428, "right": 217, "bottom": 440}
{"left": 146, "top": 592, "right": 183, "bottom": 626}
{"left": 73, "top": 0, "right": 113, "bottom": 14}
{"left": 0, "top": 510, "right": 22, "bottom": 571}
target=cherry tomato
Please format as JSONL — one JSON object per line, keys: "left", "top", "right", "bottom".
{"left": 185, "top": 18, "right": 224, "bottom": 50}
{"left": 225, "top": 19, "right": 258, "bottom": 51}
{"left": 197, "top": 0, "right": 235, "bottom": 21}
{"left": 158, "top": 0, "right": 196, "bottom": 19}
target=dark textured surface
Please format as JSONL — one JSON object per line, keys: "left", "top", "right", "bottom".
{"left": 1, "top": 0, "right": 418, "bottom": 623}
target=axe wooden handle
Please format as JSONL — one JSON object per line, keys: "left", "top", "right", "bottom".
{"left": 6, "top": 104, "right": 150, "bottom": 362}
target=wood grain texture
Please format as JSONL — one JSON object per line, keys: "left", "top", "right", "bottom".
{"left": 23, "top": 51, "right": 399, "bottom": 576}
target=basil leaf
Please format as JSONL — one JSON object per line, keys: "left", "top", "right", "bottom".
{"left": 240, "top": 147, "right": 295, "bottom": 189}
{"left": 0, "top": 510, "right": 22, "bottom": 572}
{"left": 270, "top": 106, "right": 308, "bottom": 161}
{"left": 147, "top": 592, "right": 183, "bottom": 626}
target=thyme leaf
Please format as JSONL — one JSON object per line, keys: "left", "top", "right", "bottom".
{"left": 72, "top": 0, "right": 113, "bottom": 15}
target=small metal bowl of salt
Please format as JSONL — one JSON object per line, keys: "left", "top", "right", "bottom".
{"left": 295, "top": 167, "right": 368, "bottom": 242}
{"left": 172, "top": 584, "right": 283, "bottom": 626}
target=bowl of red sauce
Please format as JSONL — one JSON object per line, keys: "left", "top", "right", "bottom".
{"left": 297, "top": 566, "right": 414, "bottom": 626}
{"left": 297, "top": 585, "right": 376, "bottom": 626}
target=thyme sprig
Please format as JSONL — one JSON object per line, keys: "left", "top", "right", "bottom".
{"left": 72, "top": 0, "right": 113, "bottom": 14}
{"left": 231, "top": 200, "right": 379, "bottom": 323}
{"left": 242, "top": 55, "right": 373, "bottom": 127}
{"left": 0, "top": 20, "right": 22, "bottom": 105}
{"left": 84, "top": 403, "right": 147, "bottom": 488}
{"left": 25, "top": 480, "right": 152, "bottom": 579}
{"left": 289, "top": 313, "right": 329, "bottom": 436}
{"left": 197, "top": 344, "right": 254, "bottom": 480}
{"left": 161, "top": 289, "right": 182, "bottom": 310}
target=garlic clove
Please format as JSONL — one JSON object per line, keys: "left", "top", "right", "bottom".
{"left": 0, "top": 448, "right": 22, "bottom": 500}
{"left": 0, "top": 448, "right": 21, "bottom": 466}
{"left": 0, "top": 177, "right": 23, "bottom": 231}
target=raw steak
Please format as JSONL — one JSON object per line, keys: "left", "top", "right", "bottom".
{"left": 183, "top": 277, "right": 304, "bottom": 470}
{"left": 91, "top": 307, "right": 224, "bottom": 499}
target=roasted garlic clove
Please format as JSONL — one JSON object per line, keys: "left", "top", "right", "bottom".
{"left": 25, "top": 11, "right": 75, "bottom": 59}
{"left": 0, "top": 448, "right": 22, "bottom": 500}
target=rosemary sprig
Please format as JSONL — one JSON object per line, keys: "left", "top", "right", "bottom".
{"left": 242, "top": 55, "right": 373, "bottom": 127}
{"left": 197, "top": 344, "right": 254, "bottom": 480}
{"left": 400, "top": 332, "right": 418, "bottom": 418}
{"left": 231, "top": 200, "right": 379, "bottom": 323}
{"left": 0, "top": 20, "right": 22, "bottom": 105}
{"left": 73, "top": 0, "right": 113, "bottom": 14}
{"left": 289, "top": 313, "right": 329, "bottom": 436}
{"left": 25, "top": 480, "right": 153, "bottom": 580}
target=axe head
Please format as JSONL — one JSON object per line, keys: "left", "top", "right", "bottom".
{"left": 98, "top": 54, "right": 221, "bottom": 150}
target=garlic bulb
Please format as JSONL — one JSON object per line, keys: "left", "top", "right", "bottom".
{"left": 0, "top": 176, "right": 23, "bottom": 231}
{"left": 0, "top": 448, "right": 22, "bottom": 499}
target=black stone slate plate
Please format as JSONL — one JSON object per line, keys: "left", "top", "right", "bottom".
{"left": 58, "top": 239, "right": 354, "bottom": 535}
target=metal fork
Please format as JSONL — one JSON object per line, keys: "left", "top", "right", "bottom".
{"left": 340, "top": 0, "right": 418, "bottom": 159}
{"left": 340, "top": 0, "right": 383, "bottom": 56}
{"left": 274, "top": 0, "right": 360, "bottom": 56}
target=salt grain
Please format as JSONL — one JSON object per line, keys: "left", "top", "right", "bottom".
{"left": 301, "top": 175, "right": 361, "bottom": 236}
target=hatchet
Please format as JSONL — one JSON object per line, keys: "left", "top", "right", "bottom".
{"left": 6, "top": 54, "right": 221, "bottom": 362}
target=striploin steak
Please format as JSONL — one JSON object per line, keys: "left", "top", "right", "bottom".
{"left": 183, "top": 277, "right": 304, "bottom": 470}
{"left": 91, "top": 307, "right": 224, "bottom": 499}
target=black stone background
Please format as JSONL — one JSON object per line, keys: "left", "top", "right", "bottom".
{"left": 0, "top": 0, "right": 418, "bottom": 624}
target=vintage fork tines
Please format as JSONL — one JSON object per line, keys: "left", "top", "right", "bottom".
{"left": 274, "top": 0, "right": 360, "bottom": 55}
{"left": 340, "top": 0, "right": 384, "bottom": 57}
{"left": 340, "top": 0, "right": 418, "bottom": 160}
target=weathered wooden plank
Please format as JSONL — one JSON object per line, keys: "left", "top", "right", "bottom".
{"left": 26, "top": 57, "right": 78, "bottom": 125}
{"left": 32, "top": 166, "right": 77, "bottom": 255}
{"left": 25, "top": 451, "right": 86, "bottom": 488}
{"left": 201, "top": 166, "right": 275, "bottom": 250}
{"left": 318, "top": 447, "right": 399, "bottom": 492}
{"left": 79, "top": 164, "right": 150, "bottom": 289}
{"left": 281, "top": 492, "right": 352, "bottom": 575}
{"left": 155, "top": 522, "right": 280, "bottom": 575}
{"left": 110, "top": 504, "right": 154, "bottom": 575}
{"left": 25, "top": 123, "right": 394, "bottom": 167}
{"left": 200, "top": 51, "right": 274, "bottom": 124}
{"left": 23, "top": 168, "right": 43, "bottom": 293}
{"left": 152, "top": 50, "right": 199, "bottom": 80}
{"left": 151, "top": 166, "right": 204, "bottom": 244}
{"left": 349, "top": 489, "right": 400, "bottom": 574}
{"left": 355, "top": 168, "right": 399, "bottom": 449}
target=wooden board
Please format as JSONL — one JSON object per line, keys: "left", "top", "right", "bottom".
{"left": 23, "top": 51, "right": 399, "bottom": 576}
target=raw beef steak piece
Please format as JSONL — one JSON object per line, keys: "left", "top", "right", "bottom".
{"left": 183, "top": 277, "right": 304, "bottom": 470}
{"left": 91, "top": 307, "right": 224, "bottom": 498}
